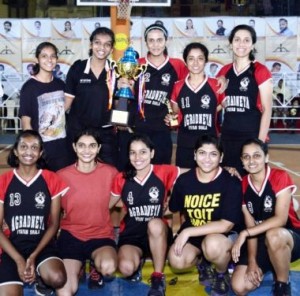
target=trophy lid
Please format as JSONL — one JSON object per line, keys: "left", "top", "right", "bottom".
{"left": 119, "top": 46, "right": 138, "bottom": 65}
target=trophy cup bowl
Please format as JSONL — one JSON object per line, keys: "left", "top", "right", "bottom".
{"left": 111, "top": 47, "right": 147, "bottom": 126}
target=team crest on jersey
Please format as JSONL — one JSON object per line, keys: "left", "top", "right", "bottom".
{"left": 239, "top": 77, "right": 250, "bottom": 91}
{"left": 264, "top": 195, "right": 273, "bottom": 212}
{"left": 201, "top": 95, "right": 210, "bottom": 109}
{"left": 161, "top": 74, "right": 171, "bottom": 86}
{"left": 144, "top": 72, "right": 151, "bottom": 83}
{"left": 149, "top": 187, "right": 159, "bottom": 203}
{"left": 35, "top": 192, "right": 46, "bottom": 209}
{"left": 127, "top": 191, "right": 134, "bottom": 205}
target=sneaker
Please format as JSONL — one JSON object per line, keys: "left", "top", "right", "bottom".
{"left": 273, "top": 281, "right": 291, "bottom": 296}
{"left": 211, "top": 270, "right": 230, "bottom": 296}
{"left": 126, "top": 259, "right": 145, "bottom": 282}
{"left": 147, "top": 273, "right": 166, "bottom": 296}
{"left": 197, "top": 259, "right": 215, "bottom": 287}
{"left": 88, "top": 264, "right": 104, "bottom": 290}
{"left": 34, "top": 275, "right": 54, "bottom": 296}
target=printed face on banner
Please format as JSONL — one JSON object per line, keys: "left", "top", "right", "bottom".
{"left": 0, "top": 20, "right": 21, "bottom": 39}
{"left": 22, "top": 19, "right": 51, "bottom": 38}
{"left": 52, "top": 19, "right": 82, "bottom": 39}
{"left": 265, "top": 17, "right": 297, "bottom": 37}
{"left": 173, "top": 18, "right": 203, "bottom": 38}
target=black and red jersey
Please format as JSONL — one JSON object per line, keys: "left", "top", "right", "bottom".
{"left": 0, "top": 169, "right": 68, "bottom": 252}
{"left": 171, "top": 76, "right": 223, "bottom": 148}
{"left": 111, "top": 165, "right": 179, "bottom": 236}
{"left": 135, "top": 56, "right": 188, "bottom": 131}
{"left": 242, "top": 166, "right": 299, "bottom": 232}
{"left": 217, "top": 61, "right": 272, "bottom": 137}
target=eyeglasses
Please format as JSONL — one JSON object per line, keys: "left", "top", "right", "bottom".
{"left": 241, "top": 153, "right": 263, "bottom": 161}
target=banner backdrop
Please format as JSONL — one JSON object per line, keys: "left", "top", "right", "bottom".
{"left": 0, "top": 16, "right": 299, "bottom": 99}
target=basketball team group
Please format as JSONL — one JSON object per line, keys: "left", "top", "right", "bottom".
{"left": 0, "top": 21, "right": 299, "bottom": 296}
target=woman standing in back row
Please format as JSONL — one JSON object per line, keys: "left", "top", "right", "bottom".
{"left": 19, "top": 42, "right": 70, "bottom": 171}
{"left": 217, "top": 24, "right": 273, "bottom": 176}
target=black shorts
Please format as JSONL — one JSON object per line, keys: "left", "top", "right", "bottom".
{"left": 0, "top": 244, "right": 60, "bottom": 285}
{"left": 237, "top": 229, "right": 300, "bottom": 273}
{"left": 57, "top": 229, "right": 116, "bottom": 262}
{"left": 118, "top": 226, "right": 173, "bottom": 258}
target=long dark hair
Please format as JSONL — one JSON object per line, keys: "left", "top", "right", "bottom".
{"left": 7, "top": 130, "right": 46, "bottom": 169}
{"left": 88, "top": 27, "right": 115, "bottom": 57}
{"left": 123, "top": 134, "right": 155, "bottom": 180}
{"left": 229, "top": 24, "right": 257, "bottom": 60}
{"left": 32, "top": 42, "right": 59, "bottom": 75}
{"left": 229, "top": 24, "right": 257, "bottom": 77}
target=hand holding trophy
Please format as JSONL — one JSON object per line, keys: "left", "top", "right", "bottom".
{"left": 164, "top": 98, "right": 178, "bottom": 127}
{"left": 110, "top": 47, "right": 147, "bottom": 126}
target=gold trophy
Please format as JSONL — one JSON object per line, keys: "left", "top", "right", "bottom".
{"left": 165, "top": 98, "right": 178, "bottom": 127}
{"left": 110, "top": 47, "right": 147, "bottom": 126}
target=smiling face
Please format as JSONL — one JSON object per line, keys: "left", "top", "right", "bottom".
{"left": 14, "top": 136, "right": 42, "bottom": 167}
{"left": 241, "top": 143, "right": 268, "bottom": 175}
{"left": 194, "top": 143, "right": 221, "bottom": 174}
{"left": 73, "top": 135, "right": 100, "bottom": 164}
{"left": 145, "top": 29, "right": 167, "bottom": 57}
{"left": 186, "top": 48, "right": 206, "bottom": 75}
{"left": 129, "top": 140, "right": 154, "bottom": 175}
{"left": 90, "top": 33, "right": 113, "bottom": 61}
{"left": 37, "top": 46, "right": 58, "bottom": 73}
{"left": 231, "top": 29, "right": 254, "bottom": 59}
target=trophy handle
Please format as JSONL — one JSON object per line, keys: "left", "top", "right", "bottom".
{"left": 110, "top": 60, "right": 121, "bottom": 77}
{"left": 133, "top": 64, "right": 147, "bottom": 80}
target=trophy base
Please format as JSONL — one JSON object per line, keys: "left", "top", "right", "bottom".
{"left": 110, "top": 109, "right": 129, "bottom": 126}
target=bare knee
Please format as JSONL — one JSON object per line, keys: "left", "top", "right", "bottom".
{"left": 96, "top": 258, "right": 117, "bottom": 276}
{"left": 265, "top": 228, "right": 286, "bottom": 251}
{"left": 202, "top": 236, "right": 224, "bottom": 260}
{"left": 148, "top": 218, "right": 165, "bottom": 237}
{"left": 46, "top": 269, "right": 67, "bottom": 290}
{"left": 118, "top": 258, "right": 136, "bottom": 277}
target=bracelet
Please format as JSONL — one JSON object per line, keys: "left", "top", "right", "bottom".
{"left": 246, "top": 229, "right": 251, "bottom": 237}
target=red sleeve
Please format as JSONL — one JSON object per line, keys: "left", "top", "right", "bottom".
{"left": 171, "top": 79, "right": 185, "bottom": 103}
{"left": 269, "top": 169, "right": 296, "bottom": 196}
{"left": 207, "top": 78, "right": 225, "bottom": 105}
{"left": 241, "top": 176, "right": 249, "bottom": 205}
{"left": 138, "top": 57, "right": 147, "bottom": 65}
{"left": 41, "top": 170, "right": 69, "bottom": 199}
{"left": 154, "top": 165, "right": 180, "bottom": 193}
{"left": 169, "top": 58, "right": 188, "bottom": 80}
{"left": 216, "top": 63, "right": 232, "bottom": 78}
{"left": 111, "top": 172, "right": 126, "bottom": 197}
{"left": 0, "top": 171, "right": 14, "bottom": 203}
{"left": 254, "top": 62, "right": 272, "bottom": 86}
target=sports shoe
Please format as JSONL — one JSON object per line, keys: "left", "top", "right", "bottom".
{"left": 147, "top": 273, "right": 166, "bottom": 296}
{"left": 197, "top": 258, "right": 215, "bottom": 287}
{"left": 211, "top": 270, "right": 231, "bottom": 296}
{"left": 88, "top": 264, "right": 104, "bottom": 290}
{"left": 272, "top": 281, "right": 291, "bottom": 296}
{"left": 34, "top": 275, "right": 54, "bottom": 296}
{"left": 126, "top": 259, "right": 145, "bottom": 282}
